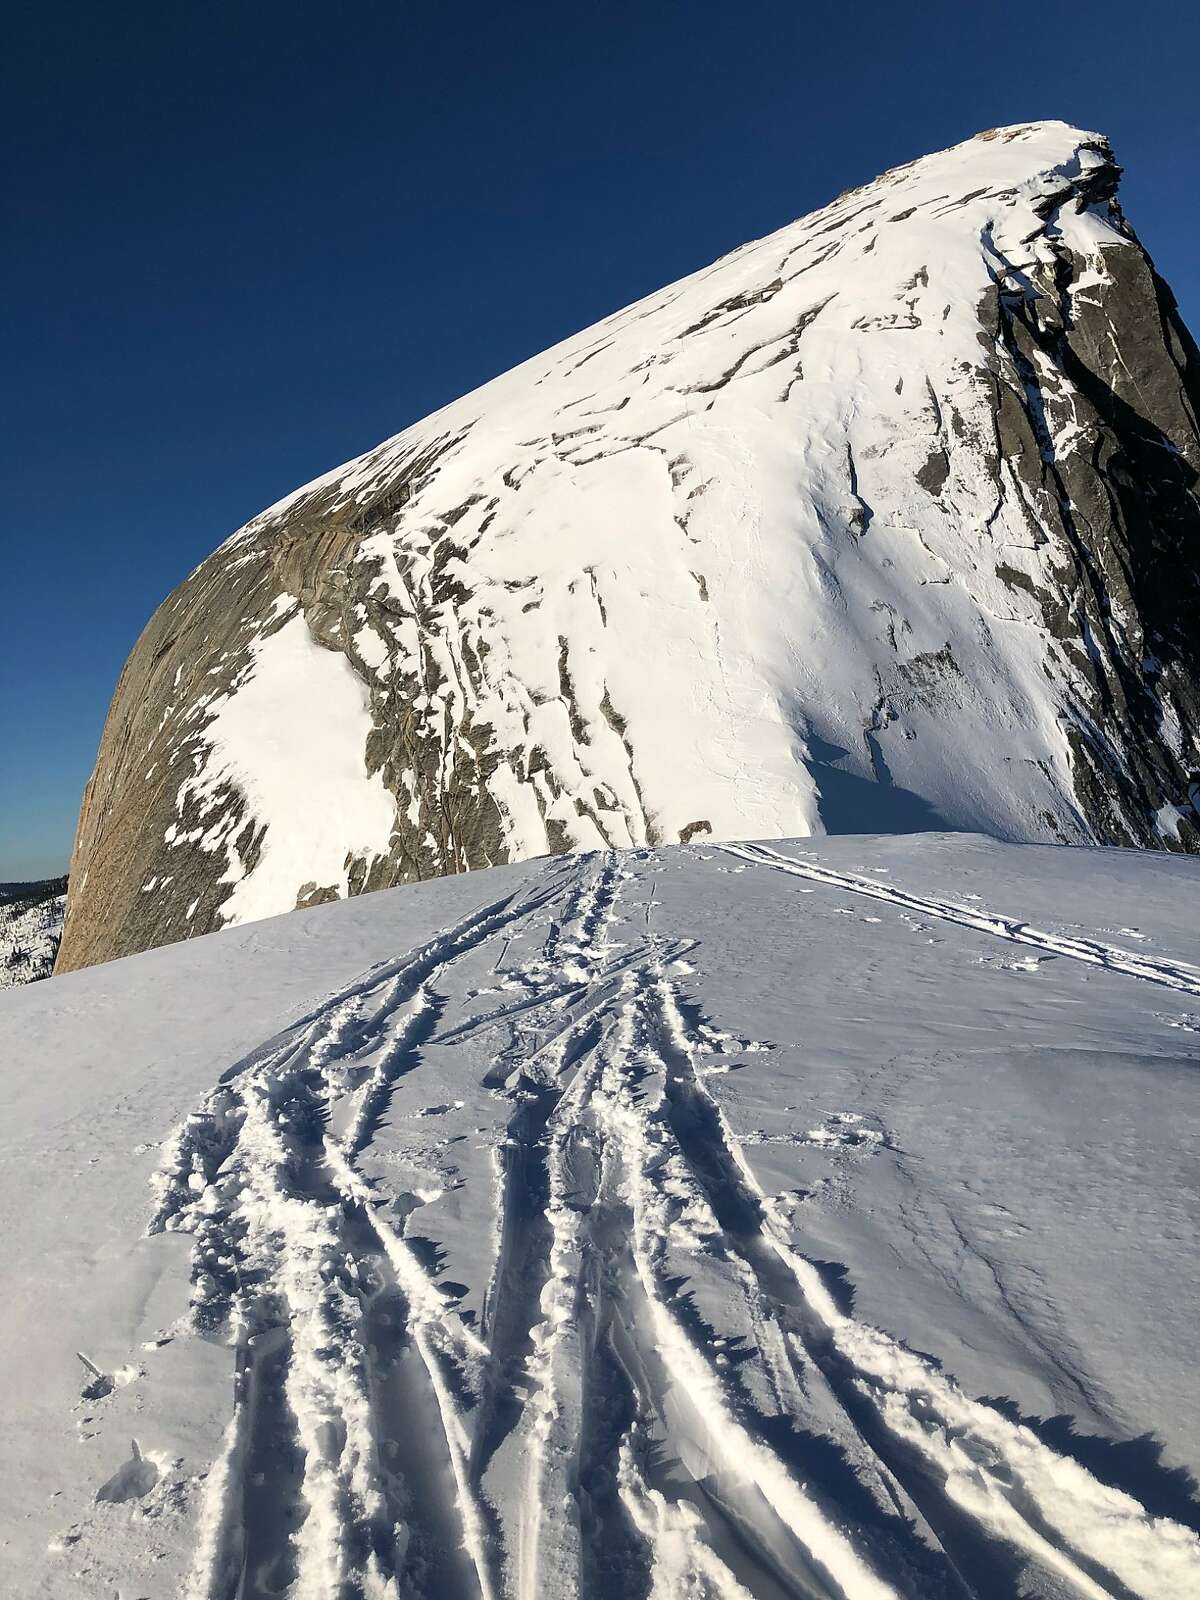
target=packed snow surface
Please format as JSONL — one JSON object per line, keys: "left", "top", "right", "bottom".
{"left": 3, "top": 834, "right": 1199, "bottom": 1597}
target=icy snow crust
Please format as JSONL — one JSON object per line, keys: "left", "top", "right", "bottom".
{"left": 5, "top": 835, "right": 1200, "bottom": 1597}
{"left": 161, "top": 120, "right": 1162, "bottom": 933}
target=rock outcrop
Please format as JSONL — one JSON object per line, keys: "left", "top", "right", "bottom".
{"left": 58, "top": 121, "right": 1200, "bottom": 971}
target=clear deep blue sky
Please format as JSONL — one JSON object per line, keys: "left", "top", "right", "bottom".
{"left": 3, "top": 0, "right": 1198, "bottom": 878}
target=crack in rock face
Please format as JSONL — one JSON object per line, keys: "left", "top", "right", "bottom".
{"left": 58, "top": 120, "right": 1200, "bottom": 971}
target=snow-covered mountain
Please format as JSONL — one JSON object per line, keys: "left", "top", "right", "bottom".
{"left": 5, "top": 837, "right": 1200, "bottom": 1597}
{"left": 58, "top": 121, "right": 1200, "bottom": 971}
{"left": 0, "top": 877, "right": 66, "bottom": 987}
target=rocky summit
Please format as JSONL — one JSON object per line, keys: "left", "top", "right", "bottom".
{"left": 58, "top": 121, "right": 1200, "bottom": 971}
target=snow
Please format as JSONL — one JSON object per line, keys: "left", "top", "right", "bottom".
{"left": 0, "top": 884, "right": 65, "bottom": 987}
{"left": 3, "top": 833, "right": 1199, "bottom": 1597}
{"left": 143, "top": 120, "right": 1186, "bottom": 942}
{"left": 172, "top": 609, "right": 395, "bottom": 924}
{"left": 12, "top": 119, "right": 1200, "bottom": 1597}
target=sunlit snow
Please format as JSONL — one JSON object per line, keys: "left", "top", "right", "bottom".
{"left": 138, "top": 120, "right": 1190, "bottom": 944}
{"left": 174, "top": 609, "right": 395, "bottom": 924}
{"left": 4, "top": 836, "right": 1199, "bottom": 1597}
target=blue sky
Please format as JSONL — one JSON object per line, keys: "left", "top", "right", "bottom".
{"left": 3, "top": 0, "right": 1198, "bottom": 879}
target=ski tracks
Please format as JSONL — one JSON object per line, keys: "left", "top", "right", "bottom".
{"left": 159, "top": 886, "right": 551, "bottom": 1600}
{"left": 583, "top": 944, "right": 1200, "bottom": 1599}
{"left": 720, "top": 842, "right": 1200, "bottom": 999}
{"left": 154, "top": 856, "right": 639, "bottom": 1600}
{"left": 141, "top": 850, "right": 1200, "bottom": 1599}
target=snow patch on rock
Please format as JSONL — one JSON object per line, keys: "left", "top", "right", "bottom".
{"left": 177, "top": 610, "right": 394, "bottom": 925}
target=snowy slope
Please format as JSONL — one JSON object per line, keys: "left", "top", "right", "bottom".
{"left": 0, "top": 879, "right": 66, "bottom": 987}
{"left": 59, "top": 120, "right": 1200, "bottom": 970}
{"left": 6, "top": 836, "right": 1200, "bottom": 1597}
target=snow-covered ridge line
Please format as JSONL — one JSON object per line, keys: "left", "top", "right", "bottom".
{"left": 60, "top": 119, "right": 1200, "bottom": 970}
{"left": 223, "top": 126, "right": 1112, "bottom": 541}
{"left": 62, "top": 848, "right": 1193, "bottom": 1599}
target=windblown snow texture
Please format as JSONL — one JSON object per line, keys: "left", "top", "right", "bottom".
{"left": 6, "top": 837, "right": 1200, "bottom": 1598}
{"left": 58, "top": 120, "right": 1200, "bottom": 970}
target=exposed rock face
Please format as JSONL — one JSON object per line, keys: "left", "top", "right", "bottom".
{"left": 58, "top": 122, "right": 1200, "bottom": 971}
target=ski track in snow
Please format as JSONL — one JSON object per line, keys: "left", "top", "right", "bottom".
{"left": 137, "top": 852, "right": 1200, "bottom": 1600}
{"left": 721, "top": 842, "right": 1200, "bottom": 999}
